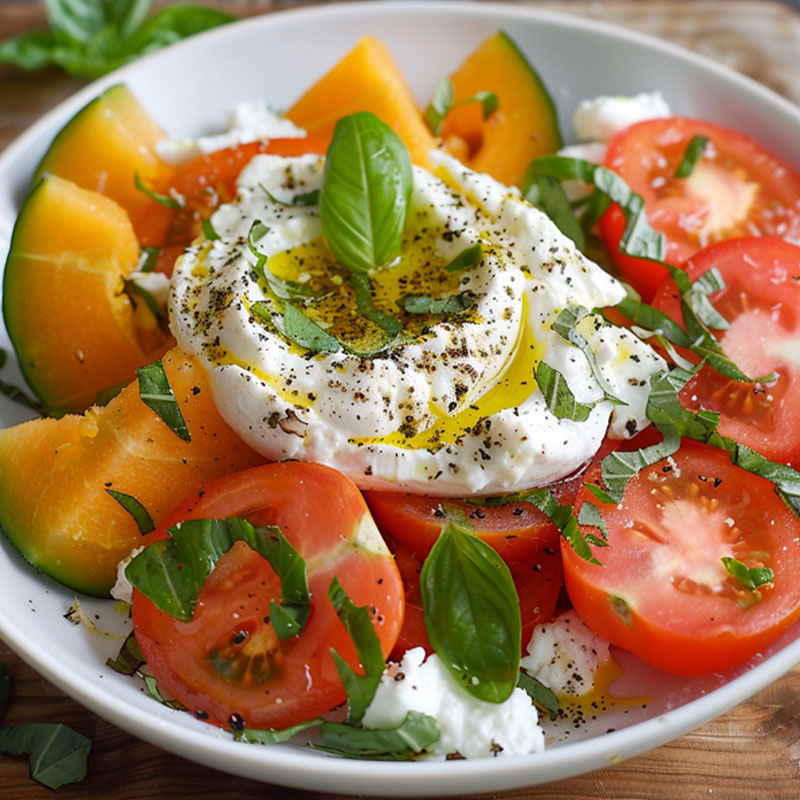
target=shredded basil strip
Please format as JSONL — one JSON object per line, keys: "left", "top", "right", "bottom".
{"left": 141, "top": 674, "right": 187, "bottom": 710}
{"left": 522, "top": 172, "right": 586, "bottom": 250}
{"left": 282, "top": 302, "right": 341, "bottom": 353}
{"left": 0, "top": 663, "right": 9, "bottom": 721}
{"left": 328, "top": 577, "right": 386, "bottom": 724}
{"left": 235, "top": 718, "right": 323, "bottom": 745}
{"left": 124, "top": 278, "right": 165, "bottom": 322}
{"left": 106, "top": 633, "right": 145, "bottom": 676}
{"left": 201, "top": 217, "right": 220, "bottom": 241}
{"left": 0, "top": 724, "right": 91, "bottom": 790}
{"left": 551, "top": 306, "right": 625, "bottom": 405}
{"left": 517, "top": 671, "right": 559, "bottom": 720}
{"left": 577, "top": 501, "right": 609, "bottom": 541}
{"left": 139, "top": 246, "right": 161, "bottom": 273}
{"left": 134, "top": 172, "right": 181, "bottom": 209}
{"left": 319, "top": 111, "right": 412, "bottom": 274}
{"left": 401, "top": 291, "right": 476, "bottom": 315}
{"left": 137, "top": 359, "right": 191, "bottom": 442}
{"left": 420, "top": 522, "right": 521, "bottom": 702}
{"left": 261, "top": 185, "right": 320, "bottom": 207}
{"left": 674, "top": 135, "right": 709, "bottom": 178}
{"left": 126, "top": 517, "right": 311, "bottom": 637}
{"left": 444, "top": 242, "right": 483, "bottom": 273}
{"left": 317, "top": 711, "right": 439, "bottom": 761}
{"left": 423, "top": 77, "right": 498, "bottom": 135}
{"left": 721, "top": 556, "right": 774, "bottom": 590}
{"left": 105, "top": 489, "right": 154, "bottom": 535}
{"left": 349, "top": 272, "right": 402, "bottom": 337}
{"left": 536, "top": 361, "right": 595, "bottom": 421}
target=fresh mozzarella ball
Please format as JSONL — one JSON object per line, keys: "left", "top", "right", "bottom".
{"left": 573, "top": 91, "right": 672, "bottom": 143}
{"left": 362, "top": 647, "right": 545, "bottom": 759}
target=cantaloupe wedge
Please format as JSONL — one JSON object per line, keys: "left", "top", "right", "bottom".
{"left": 285, "top": 36, "right": 436, "bottom": 168}
{"left": 3, "top": 176, "right": 173, "bottom": 415}
{"left": 33, "top": 84, "right": 173, "bottom": 238}
{"left": 440, "top": 32, "right": 562, "bottom": 187}
{"left": 0, "top": 348, "right": 266, "bottom": 596}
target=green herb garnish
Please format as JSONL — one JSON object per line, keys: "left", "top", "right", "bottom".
{"left": 536, "top": 361, "right": 595, "bottom": 421}
{"left": 236, "top": 718, "right": 324, "bottom": 745}
{"left": 522, "top": 172, "right": 586, "bottom": 250}
{"left": 134, "top": 172, "right": 181, "bottom": 209}
{"left": 401, "top": 291, "right": 476, "bottom": 315}
{"left": 721, "top": 556, "right": 773, "bottom": 590}
{"left": 674, "top": 135, "right": 709, "bottom": 178}
{"left": 105, "top": 489, "right": 154, "bottom": 535}
{"left": 137, "top": 359, "right": 191, "bottom": 442}
{"left": 444, "top": 242, "right": 483, "bottom": 273}
{"left": 423, "top": 77, "right": 499, "bottom": 136}
{"left": 106, "top": 632, "right": 145, "bottom": 676}
{"left": 139, "top": 246, "right": 161, "bottom": 273}
{"left": 517, "top": 671, "right": 559, "bottom": 720}
{"left": 201, "top": 217, "right": 220, "bottom": 241}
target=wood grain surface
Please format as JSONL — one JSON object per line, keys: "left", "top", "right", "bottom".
{"left": 2, "top": 2, "right": 800, "bottom": 798}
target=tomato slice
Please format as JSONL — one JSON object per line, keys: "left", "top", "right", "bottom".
{"left": 132, "top": 462, "right": 403, "bottom": 730}
{"left": 138, "top": 138, "right": 327, "bottom": 274}
{"left": 652, "top": 236, "right": 800, "bottom": 468}
{"left": 562, "top": 440, "right": 800, "bottom": 675}
{"left": 600, "top": 117, "right": 800, "bottom": 300}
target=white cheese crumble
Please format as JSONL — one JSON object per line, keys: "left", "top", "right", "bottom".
{"left": 362, "top": 647, "right": 545, "bottom": 758}
{"left": 520, "top": 611, "right": 611, "bottom": 698}
{"left": 156, "top": 101, "right": 307, "bottom": 164}
{"left": 110, "top": 545, "right": 145, "bottom": 604}
{"left": 573, "top": 92, "right": 672, "bottom": 143}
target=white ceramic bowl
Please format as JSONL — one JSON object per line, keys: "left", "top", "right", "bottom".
{"left": 2, "top": 2, "right": 800, "bottom": 795}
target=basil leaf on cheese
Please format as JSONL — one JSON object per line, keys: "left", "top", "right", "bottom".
{"left": 674, "top": 135, "right": 709, "bottom": 178}
{"left": 523, "top": 172, "right": 586, "bottom": 250}
{"left": 0, "top": 723, "right": 91, "bottom": 790}
{"left": 201, "top": 217, "right": 220, "bottom": 241}
{"left": 401, "top": 291, "right": 476, "bottom": 315}
{"left": 349, "top": 272, "right": 402, "bottom": 337}
{"left": 320, "top": 112, "right": 413, "bottom": 274}
{"left": 328, "top": 577, "right": 386, "bottom": 724}
{"left": 444, "top": 243, "right": 483, "bottom": 273}
{"left": 126, "top": 517, "right": 310, "bottom": 637}
{"left": 105, "top": 489, "right": 154, "bottom": 535}
{"left": 282, "top": 302, "right": 341, "bottom": 354}
{"left": 137, "top": 359, "right": 191, "bottom": 442}
{"left": 535, "top": 361, "right": 595, "bottom": 421}
{"left": 318, "top": 711, "right": 440, "bottom": 761}
{"left": 420, "top": 522, "right": 521, "bottom": 703}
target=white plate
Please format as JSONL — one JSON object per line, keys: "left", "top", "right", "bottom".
{"left": 1, "top": 2, "right": 800, "bottom": 796}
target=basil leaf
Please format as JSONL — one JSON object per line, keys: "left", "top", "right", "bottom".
{"left": 260, "top": 185, "right": 319, "bottom": 207}
{"left": 423, "top": 77, "right": 455, "bottom": 136}
{"left": 141, "top": 674, "right": 187, "bottom": 710}
{"left": 721, "top": 556, "right": 773, "bottom": 591}
{"left": 320, "top": 112, "right": 412, "bottom": 274}
{"left": 444, "top": 243, "right": 483, "bottom": 273}
{"left": 139, "top": 245, "right": 161, "bottom": 273}
{"left": 120, "top": 6, "right": 235, "bottom": 56}
{"left": 137, "top": 359, "right": 191, "bottom": 442}
{"left": 0, "top": 663, "right": 9, "bottom": 721}
{"left": 536, "top": 362, "right": 595, "bottom": 421}
{"left": 328, "top": 577, "right": 385, "bottom": 724}
{"left": 126, "top": 517, "right": 311, "bottom": 636}
{"left": 46, "top": 0, "right": 111, "bottom": 44}
{"left": 0, "top": 723, "right": 91, "bottom": 790}
{"left": 0, "top": 32, "right": 63, "bottom": 72}
{"left": 401, "top": 291, "right": 476, "bottom": 315}
{"left": 283, "top": 302, "right": 341, "bottom": 353}
{"left": 523, "top": 173, "right": 586, "bottom": 250}
{"left": 551, "top": 306, "right": 625, "bottom": 405}
{"left": 124, "top": 278, "right": 166, "bottom": 322}
{"left": 577, "top": 501, "right": 609, "bottom": 540}
{"left": 235, "top": 718, "right": 323, "bottom": 745}
{"left": 201, "top": 218, "right": 220, "bottom": 241}
{"left": 421, "top": 522, "right": 521, "bottom": 703}
{"left": 105, "top": 489, "right": 154, "bottom": 535}
{"left": 472, "top": 90, "right": 499, "bottom": 119}
{"left": 349, "top": 273, "right": 402, "bottom": 338}
{"left": 726, "top": 441, "right": 800, "bottom": 518}
{"left": 674, "top": 135, "right": 709, "bottom": 178}
{"left": 134, "top": 172, "right": 181, "bottom": 208}
{"left": 106, "top": 632, "right": 145, "bottom": 676}
{"left": 613, "top": 283, "right": 690, "bottom": 348}
{"left": 517, "top": 671, "right": 559, "bottom": 721}
{"left": 318, "top": 710, "right": 439, "bottom": 761}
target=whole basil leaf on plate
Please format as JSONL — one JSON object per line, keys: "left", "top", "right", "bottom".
{"left": 420, "top": 522, "right": 521, "bottom": 703}
{"left": 319, "top": 111, "right": 413, "bottom": 274}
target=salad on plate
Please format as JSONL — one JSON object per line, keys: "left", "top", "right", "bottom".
{"left": 1, "top": 26, "right": 800, "bottom": 766}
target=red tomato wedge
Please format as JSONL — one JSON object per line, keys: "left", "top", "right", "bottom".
{"left": 600, "top": 117, "right": 800, "bottom": 300}
{"left": 652, "top": 237, "right": 800, "bottom": 468}
{"left": 138, "top": 138, "right": 327, "bottom": 274}
{"left": 132, "top": 462, "right": 403, "bottom": 730}
{"left": 562, "top": 441, "right": 800, "bottom": 676}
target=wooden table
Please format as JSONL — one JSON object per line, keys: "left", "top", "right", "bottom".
{"left": 2, "top": 2, "right": 800, "bottom": 798}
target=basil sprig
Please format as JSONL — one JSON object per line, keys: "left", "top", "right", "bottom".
{"left": 105, "top": 489, "right": 154, "bottom": 535}
{"left": 0, "top": 0, "right": 235, "bottom": 78}
{"left": 126, "top": 517, "right": 311, "bottom": 637}
{"left": 327, "top": 577, "right": 385, "bottom": 724}
{"left": 137, "top": 359, "right": 191, "bottom": 442}
{"left": 674, "top": 135, "right": 709, "bottom": 178}
{"left": 420, "top": 522, "right": 521, "bottom": 702}
{"left": 320, "top": 112, "right": 412, "bottom": 274}
{"left": 424, "top": 77, "right": 499, "bottom": 135}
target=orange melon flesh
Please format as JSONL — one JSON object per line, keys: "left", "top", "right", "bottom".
{"left": 33, "top": 84, "right": 173, "bottom": 238}
{"left": 3, "top": 176, "right": 172, "bottom": 415}
{"left": 0, "top": 348, "right": 267, "bottom": 597}
{"left": 285, "top": 36, "right": 436, "bottom": 168}
{"left": 440, "top": 32, "right": 562, "bottom": 187}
